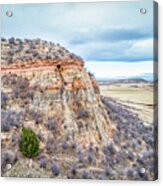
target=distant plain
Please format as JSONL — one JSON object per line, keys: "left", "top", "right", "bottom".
{"left": 100, "top": 82, "right": 156, "bottom": 124}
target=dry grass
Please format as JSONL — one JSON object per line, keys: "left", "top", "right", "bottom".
{"left": 100, "top": 83, "right": 155, "bottom": 124}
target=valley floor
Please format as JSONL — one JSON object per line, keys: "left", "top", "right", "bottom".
{"left": 100, "top": 82, "right": 157, "bottom": 124}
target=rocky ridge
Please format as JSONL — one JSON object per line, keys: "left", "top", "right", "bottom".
{"left": 1, "top": 37, "right": 82, "bottom": 66}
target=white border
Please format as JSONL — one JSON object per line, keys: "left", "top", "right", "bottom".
{"left": 0, "top": 0, "right": 162, "bottom": 186}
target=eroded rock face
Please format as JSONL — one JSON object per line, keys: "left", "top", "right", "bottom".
{"left": 1, "top": 38, "right": 111, "bottom": 168}
{"left": 1, "top": 38, "right": 156, "bottom": 180}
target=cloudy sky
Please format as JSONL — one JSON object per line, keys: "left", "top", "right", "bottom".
{"left": 1, "top": 1, "right": 155, "bottom": 79}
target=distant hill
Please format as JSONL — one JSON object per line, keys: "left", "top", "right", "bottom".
{"left": 97, "top": 73, "right": 155, "bottom": 83}
{"left": 98, "top": 78, "right": 149, "bottom": 85}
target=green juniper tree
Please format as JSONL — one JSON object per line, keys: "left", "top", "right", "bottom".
{"left": 19, "top": 127, "right": 39, "bottom": 158}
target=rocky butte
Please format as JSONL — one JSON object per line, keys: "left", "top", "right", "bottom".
{"left": 1, "top": 38, "right": 112, "bottom": 177}
{"left": 1, "top": 38, "right": 157, "bottom": 180}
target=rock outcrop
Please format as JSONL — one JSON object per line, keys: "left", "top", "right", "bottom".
{"left": 1, "top": 38, "right": 111, "bottom": 177}
{"left": 1, "top": 38, "right": 157, "bottom": 180}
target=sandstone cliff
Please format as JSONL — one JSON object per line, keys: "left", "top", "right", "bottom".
{"left": 1, "top": 38, "right": 111, "bottom": 177}
{"left": 1, "top": 38, "right": 156, "bottom": 180}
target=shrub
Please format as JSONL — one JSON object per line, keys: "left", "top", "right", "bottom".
{"left": 77, "top": 110, "right": 89, "bottom": 119}
{"left": 13, "top": 77, "right": 30, "bottom": 99}
{"left": 99, "top": 173, "right": 107, "bottom": 180}
{"left": 1, "top": 92, "right": 8, "bottom": 109}
{"left": 19, "top": 127, "right": 39, "bottom": 158}
{"left": 39, "top": 157, "right": 47, "bottom": 168}
{"left": 33, "top": 51, "right": 39, "bottom": 58}
{"left": 62, "top": 140, "right": 68, "bottom": 151}
{"left": 71, "top": 140, "right": 77, "bottom": 149}
{"left": 27, "top": 90, "right": 34, "bottom": 100}
{"left": 71, "top": 164, "right": 77, "bottom": 176}
{"left": 45, "top": 141, "right": 51, "bottom": 152}
{"left": 87, "top": 151, "right": 95, "bottom": 164}
{"left": 1, "top": 37, "right": 6, "bottom": 42}
{"left": 82, "top": 170, "right": 93, "bottom": 179}
{"left": 105, "top": 166, "right": 113, "bottom": 176}
{"left": 1, "top": 74, "right": 18, "bottom": 87}
{"left": 28, "top": 110, "right": 43, "bottom": 125}
{"left": 37, "top": 131, "right": 44, "bottom": 141}
{"left": 127, "top": 169, "right": 134, "bottom": 178}
{"left": 12, "top": 133, "right": 17, "bottom": 142}
{"left": 7, "top": 57, "right": 13, "bottom": 64}
{"left": 29, "top": 43, "right": 36, "bottom": 49}
{"left": 9, "top": 37, "right": 15, "bottom": 44}
{"left": 18, "top": 42, "right": 24, "bottom": 51}
{"left": 77, "top": 151, "right": 84, "bottom": 163}
{"left": 1, "top": 150, "right": 17, "bottom": 169}
{"left": 88, "top": 71, "right": 94, "bottom": 77}
{"left": 1, "top": 110, "right": 23, "bottom": 132}
{"left": 45, "top": 117, "right": 56, "bottom": 130}
{"left": 51, "top": 161, "right": 60, "bottom": 176}
{"left": 34, "top": 112, "right": 43, "bottom": 125}
{"left": 103, "top": 143, "right": 117, "bottom": 155}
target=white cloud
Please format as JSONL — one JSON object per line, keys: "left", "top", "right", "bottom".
{"left": 128, "top": 39, "right": 153, "bottom": 55}
{"left": 85, "top": 61, "right": 153, "bottom": 79}
{"left": 2, "top": 2, "right": 154, "bottom": 62}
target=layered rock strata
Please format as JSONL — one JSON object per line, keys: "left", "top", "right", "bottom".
{"left": 1, "top": 38, "right": 111, "bottom": 151}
